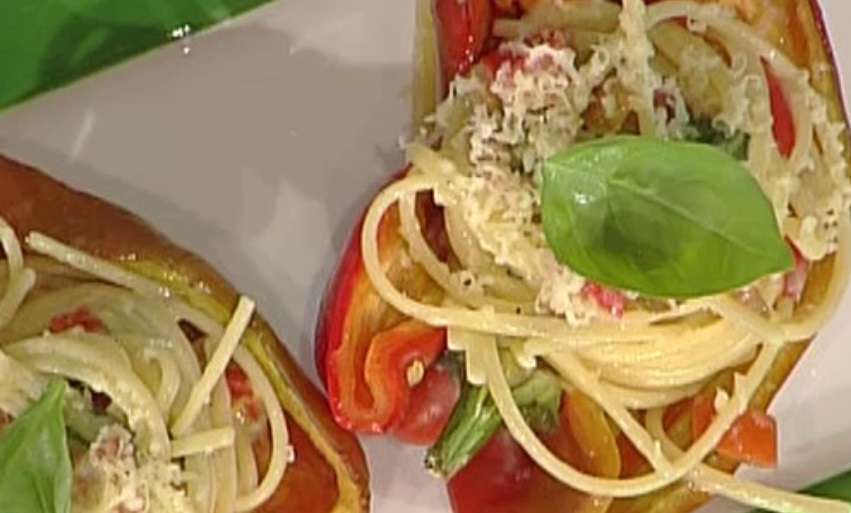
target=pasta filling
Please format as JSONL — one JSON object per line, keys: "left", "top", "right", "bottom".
{"left": 0, "top": 220, "right": 293, "bottom": 513}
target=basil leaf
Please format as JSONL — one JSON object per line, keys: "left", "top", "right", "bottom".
{"left": 426, "top": 369, "right": 561, "bottom": 477}
{"left": 0, "top": 380, "right": 72, "bottom": 513}
{"left": 540, "top": 136, "right": 793, "bottom": 298}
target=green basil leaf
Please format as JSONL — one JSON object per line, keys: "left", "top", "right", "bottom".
{"left": 0, "top": 380, "right": 72, "bottom": 513}
{"left": 682, "top": 117, "right": 750, "bottom": 161}
{"left": 540, "top": 136, "right": 793, "bottom": 298}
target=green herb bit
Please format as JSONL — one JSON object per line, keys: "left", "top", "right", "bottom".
{"left": 0, "top": 380, "right": 72, "bottom": 513}
{"left": 513, "top": 370, "right": 562, "bottom": 434}
{"left": 425, "top": 384, "right": 501, "bottom": 478}
{"left": 63, "top": 387, "right": 113, "bottom": 443}
{"left": 425, "top": 369, "right": 562, "bottom": 477}
{"left": 683, "top": 117, "right": 750, "bottom": 161}
{"left": 540, "top": 136, "right": 793, "bottom": 298}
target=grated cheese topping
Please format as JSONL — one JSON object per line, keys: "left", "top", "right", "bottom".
{"left": 72, "top": 425, "right": 194, "bottom": 513}
{"left": 427, "top": 0, "right": 851, "bottom": 324}
{"left": 617, "top": 0, "right": 665, "bottom": 137}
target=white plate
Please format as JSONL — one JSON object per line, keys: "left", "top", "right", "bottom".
{"left": 0, "top": 1, "right": 849, "bottom": 512}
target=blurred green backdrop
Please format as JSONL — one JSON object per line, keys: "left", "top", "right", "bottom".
{"left": 0, "top": 0, "right": 276, "bottom": 110}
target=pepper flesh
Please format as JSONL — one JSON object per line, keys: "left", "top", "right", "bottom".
{"left": 316, "top": 174, "right": 450, "bottom": 433}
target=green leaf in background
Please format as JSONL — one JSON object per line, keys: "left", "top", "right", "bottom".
{"left": 750, "top": 467, "right": 851, "bottom": 513}
{"left": 0, "top": 380, "right": 71, "bottom": 513}
{"left": 540, "top": 136, "right": 793, "bottom": 298}
{"left": 798, "top": 469, "right": 851, "bottom": 502}
{"left": 0, "top": 0, "right": 280, "bottom": 111}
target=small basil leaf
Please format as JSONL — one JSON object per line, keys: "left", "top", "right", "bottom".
{"left": 0, "top": 380, "right": 72, "bottom": 513}
{"left": 682, "top": 116, "right": 749, "bottom": 160}
{"left": 540, "top": 136, "right": 793, "bottom": 298}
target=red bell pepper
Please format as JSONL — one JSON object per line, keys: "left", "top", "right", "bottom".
{"left": 316, "top": 172, "right": 455, "bottom": 438}
{"left": 49, "top": 306, "right": 105, "bottom": 333}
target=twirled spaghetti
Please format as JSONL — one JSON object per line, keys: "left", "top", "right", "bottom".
{"left": 0, "top": 223, "right": 293, "bottom": 513}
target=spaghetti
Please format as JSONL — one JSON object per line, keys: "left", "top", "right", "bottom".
{"left": 0, "top": 226, "right": 293, "bottom": 513}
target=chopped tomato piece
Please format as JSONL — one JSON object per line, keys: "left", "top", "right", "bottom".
{"left": 765, "top": 63, "right": 795, "bottom": 158}
{"left": 49, "top": 307, "right": 105, "bottom": 333}
{"left": 392, "top": 362, "right": 461, "bottom": 446}
{"left": 663, "top": 398, "right": 692, "bottom": 431}
{"left": 226, "top": 363, "right": 254, "bottom": 400}
{"left": 692, "top": 392, "right": 716, "bottom": 437}
{"left": 448, "top": 429, "right": 534, "bottom": 513}
{"left": 582, "top": 282, "right": 627, "bottom": 317}
{"left": 226, "top": 363, "right": 263, "bottom": 423}
{"left": 479, "top": 49, "right": 525, "bottom": 80}
{"left": 693, "top": 392, "right": 778, "bottom": 468}
{"left": 783, "top": 242, "right": 810, "bottom": 301}
{"left": 719, "top": 409, "right": 778, "bottom": 467}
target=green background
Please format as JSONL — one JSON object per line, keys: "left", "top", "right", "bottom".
{"left": 0, "top": 0, "right": 277, "bottom": 111}
{"left": 788, "top": 470, "right": 851, "bottom": 508}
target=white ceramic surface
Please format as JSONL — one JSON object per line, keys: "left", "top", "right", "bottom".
{"left": 0, "top": 1, "right": 849, "bottom": 512}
